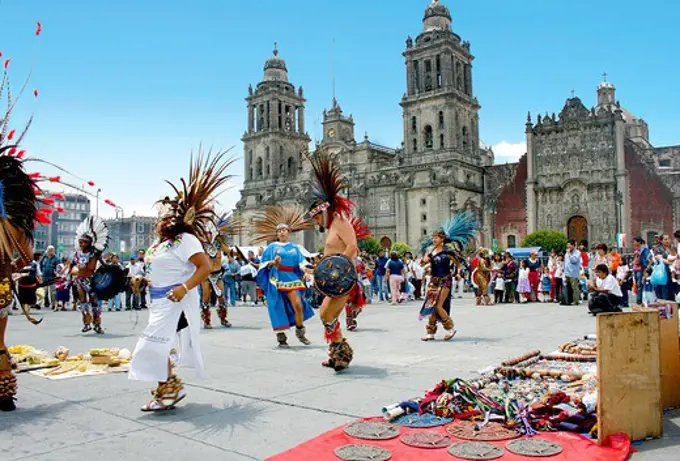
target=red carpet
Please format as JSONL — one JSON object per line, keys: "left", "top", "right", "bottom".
{"left": 265, "top": 418, "right": 632, "bottom": 461}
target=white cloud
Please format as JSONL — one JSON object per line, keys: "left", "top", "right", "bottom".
{"left": 492, "top": 141, "right": 526, "bottom": 164}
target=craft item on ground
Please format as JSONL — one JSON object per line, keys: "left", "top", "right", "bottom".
{"left": 334, "top": 444, "right": 392, "bottom": 461}
{"left": 558, "top": 340, "right": 596, "bottom": 356}
{"left": 343, "top": 421, "right": 400, "bottom": 440}
{"left": 392, "top": 412, "right": 453, "bottom": 427}
{"left": 447, "top": 441, "right": 505, "bottom": 460}
{"left": 501, "top": 350, "right": 541, "bottom": 367}
{"left": 400, "top": 431, "right": 451, "bottom": 449}
{"left": 506, "top": 439, "right": 563, "bottom": 457}
{"left": 540, "top": 352, "right": 596, "bottom": 362}
{"left": 447, "top": 420, "right": 521, "bottom": 441}
{"left": 8, "top": 345, "right": 60, "bottom": 372}
{"left": 54, "top": 346, "right": 69, "bottom": 361}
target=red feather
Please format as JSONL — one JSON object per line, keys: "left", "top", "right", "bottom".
{"left": 87, "top": 181, "right": 95, "bottom": 186}
{"left": 29, "top": 172, "right": 41, "bottom": 179}
{"left": 36, "top": 214, "right": 51, "bottom": 225}
{"left": 51, "top": 192, "right": 65, "bottom": 199}
{"left": 41, "top": 198, "right": 55, "bottom": 205}
{"left": 350, "top": 216, "right": 372, "bottom": 241}
{"left": 8, "top": 147, "right": 17, "bottom": 156}
{"left": 0, "top": 51, "right": 2, "bottom": 58}
{"left": 33, "top": 89, "right": 39, "bottom": 98}
{"left": 109, "top": 202, "right": 117, "bottom": 207}
{"left": 16, "top": 150, "right": 25, "bottom": 159}
{"left": 3, "top": 59, "right": 9, "bottom": 69}
{"left": 7, "top": 129, "right": 15, "bottom": 140}
{"left": 48, "top": 176, "right": 61, "bottom": 182}
{"left": 36, "top": 21, "right": 42, "bottom": 36}
{"left": 39, "top": 207, "right": 53, "bottom": 215}
{"left": 56, "top": 207, "right": 65, "bottom": 213}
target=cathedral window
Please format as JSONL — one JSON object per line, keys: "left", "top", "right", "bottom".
{"left": 440, "top": 134, "right": 445, "bottom": 149}
{"left": 266, "top": 165, "right": 270, "bottom": 177}
{"left": 413, "top": 60, "right": 420, "bottom": 93}
{"left": 462, "top": 126, "right": 469, "bottom": 150}
{"left": 412, "top": 138, "right": 418, "bottom": 153}
{"left": 436, "top": 55, "right": 442, "bottom": 88}
{"left": 411, "top": 116, "right": 417, "bottom": 133}
{"left": 249, "top": 168, "right": 253, "bottom": 181}
{"left": 507, "top": 235, "right": 516, "bottom": 248}
{"left": 438, "top": 111, "right": 444, "bottom": 129}
{"left": 266, "top": 102, "right": 270, "bottom": 129}
{"left": 287, "top": 156, "right": 295, "bottom": 176}
{"left": 660, "top": 159, "right": 671, "bottom": 167}
{"left": 421, "top": 198, "right": 427, "bottom": 207}
{"left": 425, "top": 60, "right": 432, "bottom": 72}
{"left": 421, "top": 213, "right": 427, "bottom": 222}
{"left": 424, "top": 125, "right": 433, "bottom": 149}
{"left": 256, "top": 157, "right": 263, "bottom": 179}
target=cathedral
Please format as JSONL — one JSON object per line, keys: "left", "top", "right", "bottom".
{"left": 235, "top": 0, "right": 680, "bottom": 251}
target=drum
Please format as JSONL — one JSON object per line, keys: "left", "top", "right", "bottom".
{"left": 92, "top": 264, "right": 126, "bottom": 300}
{"left": 314, "top": 255, "right": 358, "bottom": 298}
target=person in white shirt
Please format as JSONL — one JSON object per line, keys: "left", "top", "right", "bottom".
{"left": 587, "top": 263, "right": 623, "bottom": 315}
{"left": 412, "top": 258, "right": 425, "bottom": 300}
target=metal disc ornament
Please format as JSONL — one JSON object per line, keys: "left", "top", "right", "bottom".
{"left": 400, "top": 431, "right": 451, "bottom": 449}
{"left": 392, "top": 412, "right": 453, "bottom": 427}
{"left": 447, "top": 442, "right": 505, "bottom": 460}
{"left": 343, "top": 421, "right": 400, "bottom": 440}
{"left": 506, "top": 439, "right": 563, "bottom": 457}
{"left": 447, "top": 420, "right": 521, "bottom": 441}
{"left": 334, "top": 444, "right": 392, "bottom": 461}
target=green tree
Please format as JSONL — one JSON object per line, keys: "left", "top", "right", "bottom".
{"left": 391, "top": 241, "right": 413, "bottom": 258}
{"left": 358, "top": 238, "right": 381, "bottom": 255}
{"left": 522, "top": 230, "right": 568, "bottom": 253}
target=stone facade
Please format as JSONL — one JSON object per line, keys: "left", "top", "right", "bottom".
{"left": 234, "top": 0, "right": 680, "bottom": 251}
{"left": 235, "top": 0, "right": 491, "bottom": 250}
{"left": 492, "top": 80, "right": 680, "bottom": 249}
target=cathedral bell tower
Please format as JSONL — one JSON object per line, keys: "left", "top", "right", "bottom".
{"left": 242, "top": 45, "right": 310, "bottom": 186}
{"left": 400, "top": 0, "right": 481, "bottom": 163}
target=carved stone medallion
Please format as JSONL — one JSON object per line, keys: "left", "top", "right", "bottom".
{"left": 505, "top": 439, "right": 563, "bottom": 457}
{"left": 400, "top": 431, "right": 451, "bottom": 449}
{"left": 334, "top": 444, "right": 392, "bottom": 461}
{"left": 447, "top": 441, "right": 505, "bottom": 460}
{"left": 447, "top": 420, "right": 520, "bottom": 441}
{"left": 343, "top": 421, "right": 400, "bottom": 440}
{"left": 392, "top": 413, "right": 453, "bottom": 427}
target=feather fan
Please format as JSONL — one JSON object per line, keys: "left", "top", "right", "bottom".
{"left": 251, "top": 205, "right": 312, "bottom": 245}
{"left": 350, "top": 215, "right": 371, "bottom": 241}
{"left": 304, "top": 147, "right": 355, "bottom": 225}
{"left": 162, "top": 147, "right": 236, "bottom": 243}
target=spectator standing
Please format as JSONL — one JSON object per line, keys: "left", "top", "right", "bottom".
{"left": 631, "top": 237, "right": 652, "bottom": 305}
{"left": 564, "top": 240, "right": 582, "bottom": 305}
{"left": 373, "top": 250, "right": 388, "bottom": 302}
{"left": 385, "top": 252, "right": 405, "bottom": 305}
{"left": 40, "top": 246, "right": 60, "bottom": 311}
{"left": 502, "top": 253, "right": 518, "bottom": 303}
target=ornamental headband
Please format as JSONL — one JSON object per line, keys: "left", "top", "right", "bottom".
{"left": 276, "top": 223, "right": 290, "bottom": 230}
{"left": 308, "top": 201, "right": 330, "bottom": 218}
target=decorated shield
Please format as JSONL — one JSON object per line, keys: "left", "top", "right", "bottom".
{"left": 314, "top": 255, "right": 357, "bottom": 298}
{"left": 93, "top": 264, "right": 126, "bottom": 300}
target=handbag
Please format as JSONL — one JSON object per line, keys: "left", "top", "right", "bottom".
{"left": 650, "top": 261, "right": 668, "bottom": 286}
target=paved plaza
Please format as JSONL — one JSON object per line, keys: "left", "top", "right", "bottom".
{"left": 2, "top": 296, "right": 679, "bottom": 460}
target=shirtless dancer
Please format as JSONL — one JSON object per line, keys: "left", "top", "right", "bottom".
{"left": 307, "top": 149, "right": 359, "bottom": 371}
{"left": 200, "top": 227, "right": 231, "bottom": 329}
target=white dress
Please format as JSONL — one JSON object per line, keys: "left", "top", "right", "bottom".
{"left": 129, "top": 233, "right": 206, "bottom": 383}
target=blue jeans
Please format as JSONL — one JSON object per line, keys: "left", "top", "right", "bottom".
{"left": 110, "top": 294, "right": 121, "bottom": 310}
{"left": 223, "top": 277, "right": 237, "bottom": 306}
{"left": 373, "top": 274, "right": 387, "bottom": 301}
{"left": 634, "top": 272, "right": 644, "bottom": 305}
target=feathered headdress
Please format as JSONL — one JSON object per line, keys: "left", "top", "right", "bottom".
{"left": 420, "top": 210, "right": 479, "bottom": 254}
{"left": 158, "top": 148, "right": 236, "bottom": 243}
{"left": 251, "top": 205, "right": 312, "bottom": 245}
{"left": 350, "top": 215, "right": 371, "bottom": 241}
{"left": 75, "top": 216, "right": 109, "bottom": 252}
{"left": 305, "top": 147, "right": 355, "bottom": 227}
{"left": 216, "top": 212, "right": 242, "bottom": 240}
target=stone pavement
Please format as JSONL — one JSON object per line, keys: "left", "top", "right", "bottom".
{"left": 2, "top": 296, "right": 678, "bottom": 460}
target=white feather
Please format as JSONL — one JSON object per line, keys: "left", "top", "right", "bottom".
{"left": 75, "top": 217, "right": 110, "bottom": 252}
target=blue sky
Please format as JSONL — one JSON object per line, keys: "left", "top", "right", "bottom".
{"left": 2, "top": 0, "right": 678, "bottom": 218}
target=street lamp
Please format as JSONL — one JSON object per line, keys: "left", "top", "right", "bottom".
{"left": 95, "top": 188, "right": 102, "bottom": 218}
{"left": 615, "top": 191, "right": 623, "bottom": 248}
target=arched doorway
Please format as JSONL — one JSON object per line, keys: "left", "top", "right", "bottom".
{"left": 567, "top": 216, "right": 588, "bottom": 248}
{"left": 380, "top": 236, "right": 393, "bottom": 250}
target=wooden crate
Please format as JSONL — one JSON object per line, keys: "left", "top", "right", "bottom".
{"left": 597, "top": 311, "right": 663, "bottom": 443}
{"left": 634, "top": 302, "right": 680, "bottom": 409}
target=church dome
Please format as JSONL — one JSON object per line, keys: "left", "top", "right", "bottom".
{"left": 263, "top": 45, "right": 288, "bottom": 82}
{"left": 423, "top": 0, "right": 452, "bottom": 31}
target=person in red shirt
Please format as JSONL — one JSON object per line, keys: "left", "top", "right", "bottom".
{"left": 579, "top": 245, "right": 589, "bottom": 274}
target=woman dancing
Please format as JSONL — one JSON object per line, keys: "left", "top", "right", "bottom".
{"left": 253, "top": 205, "right": 314, "bottom": 348}
{"left": 420, "top": 211, "right": 478, "bottom": 341}
{"left": 129, "top": 151, "right": 234, "bottom": 411}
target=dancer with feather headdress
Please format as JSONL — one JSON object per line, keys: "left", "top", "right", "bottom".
{"left": 129, "top": 149, "right": 235, "bottom": 412}
{"left": 69, "top": 216, "right": 110, "bottom": 334}
{"left": 306, "top": 147, "right": 359, "bottom": 371}
{"left": 199, "top": 213, "right": 236, "bottom": 329}
{"left": 419, "top": 211, "right": 478, "bottom": 342}
{"left": 253, "top": 205, "right": 314, "bottom": 347}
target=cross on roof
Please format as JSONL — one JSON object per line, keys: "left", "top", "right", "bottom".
{"left": 602, "top": 72, "right": 608, "bottom": 82}
{"left": 570, "top": 89, "right": 575, "bottom": 98}
{"left": 273, "top": 42, "right": 278, "bottom": 56}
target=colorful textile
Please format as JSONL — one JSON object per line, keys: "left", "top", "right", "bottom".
{"left": 419, "top": 275, "right": 452, "bottom": 319}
